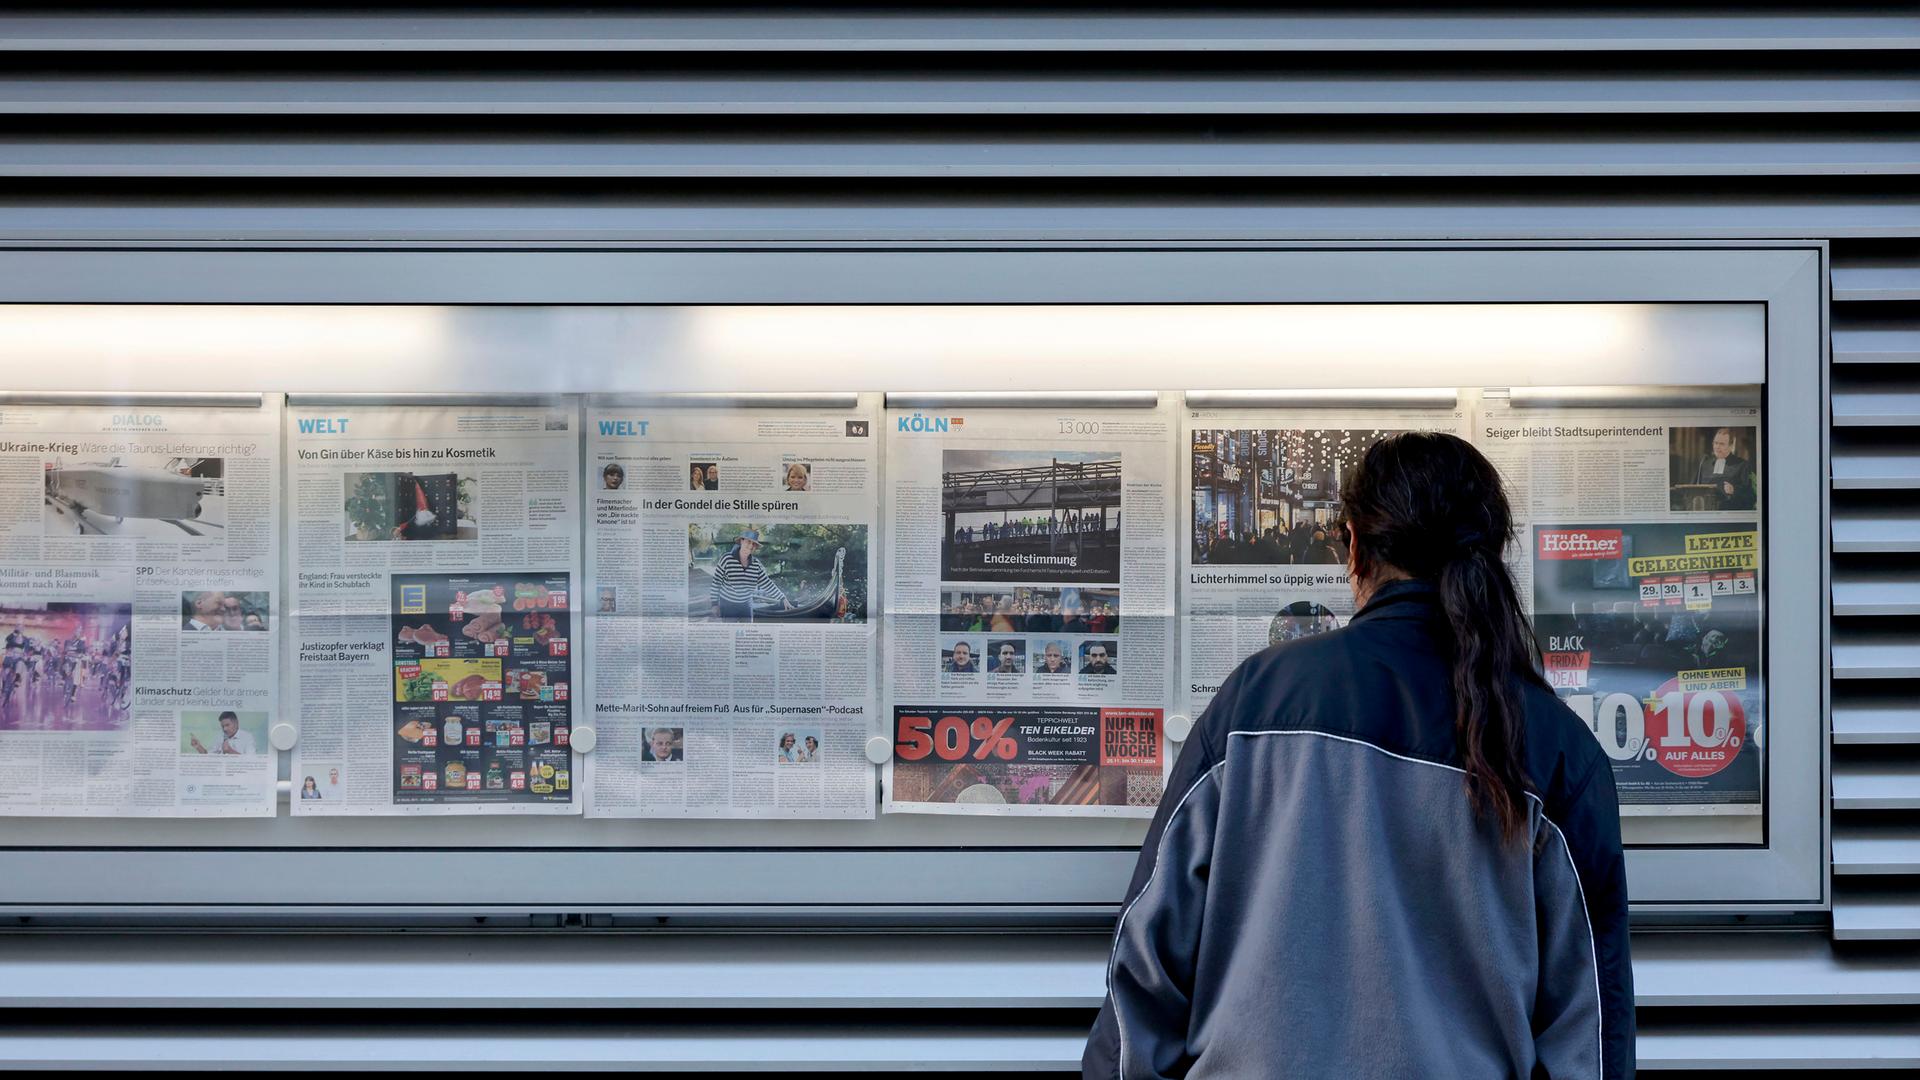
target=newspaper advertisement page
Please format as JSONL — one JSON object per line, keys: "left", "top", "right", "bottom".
{"left": 884, "top": 400, "right": 1175, "bottom": 817}
{"left": 1478, "top": 395, "right": 1765, "bottom": 815}
{"left": 583, "top": 397, "right": 878, "bottom": 819}
{"left": 0, "top": 399, "right": 280, "bottom": 817}
{"left": 288, "top": 400, "right": 582, "bottom": 815}
{"left": 1182, "top": 402, "right": 1467, "bottom": 721}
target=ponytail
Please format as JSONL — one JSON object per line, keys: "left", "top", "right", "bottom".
{"left": 1340, "top": 433, "right": 1542, "bottom": 841}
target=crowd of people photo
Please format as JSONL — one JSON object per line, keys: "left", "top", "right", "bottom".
{"left": 938, "top": 587, "right": 1119, "bottom": 634}
{"left": 1196, "top": 518, "right": 1351, "bottom": 566}
{"left": 952, "top": 509, "right": 1113, "bottom": 547}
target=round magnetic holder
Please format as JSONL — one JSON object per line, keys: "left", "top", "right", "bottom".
{"left": 571, "top": 726, "right": 598, "bottom": 754}
{"left": 864, "top": 735, "right": 893, "bottom": 765}
{"left": 1165, "top": 714, "right": 1194, "bottom": 743}
{"left": 269, "top": 723, "right": 298, "bottom": 752}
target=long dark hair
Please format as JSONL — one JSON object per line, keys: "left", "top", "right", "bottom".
{"left": 1340, "top": 432, "right": 1543, "bottom": 840}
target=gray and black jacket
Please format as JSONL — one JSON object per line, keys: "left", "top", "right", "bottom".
{"left": 1085, "top": 579, "right": 1633, "bottom": 1079}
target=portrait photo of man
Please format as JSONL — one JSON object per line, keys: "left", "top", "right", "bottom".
{"left": 1670, "top": 425, "right": 1758, "bottom": 512}
{"left": 943, "top": 641, "right": 978, "bottom": 674}
{"left": 1037, "top": 640, "right": 1073, "bottom": 675}
{"left": 988, "top": 640, "right": 1024, "bottom": 674}
{"left": 1080, "top": 641, "right": 1117, "bottom": 676}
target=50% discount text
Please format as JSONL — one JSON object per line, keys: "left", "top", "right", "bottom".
{"left": 896, "top": 714, "right": 1020, "bottom": 762}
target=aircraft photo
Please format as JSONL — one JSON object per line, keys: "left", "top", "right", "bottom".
{"left": 44, "top": 455, "right": 225, "bottom": 538}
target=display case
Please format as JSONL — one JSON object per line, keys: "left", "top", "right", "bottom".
{"left": 0, "top": 244, "right": 1826, "bottom": 920}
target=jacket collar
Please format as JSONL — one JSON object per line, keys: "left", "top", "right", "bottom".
{"left": 1350, "top": 578, "right": 1439, "bottom": 624}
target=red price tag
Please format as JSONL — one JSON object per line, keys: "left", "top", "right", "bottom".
{"left": 1644, "top": 677, "right": 1748, "bottom": 779}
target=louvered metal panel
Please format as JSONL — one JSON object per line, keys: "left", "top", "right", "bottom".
{"left": 1832, "top": 566, "right": 1920, "bottom": 613}
{"left": 2, "top": 68, "right": 1913, "bottom": 116}
{"left": 0, "top": 931, "right": 1910, "bottom": 1072}
{"left": 1833, "top": 327, "right": 1920, "bottom": 365}
{"left": 3, "top": 130, "right": 1915, "bottom": 179}
{"left": 1830, "top": 235, "right": 1920, "bottom": 952}
{"left": 1834, "top": 687, "right": 1920, "bottom": 743}
{"left": 5, "top": 1013, "right": 1920, "bottom": 1072}
{"left": 0, "top": 189, "right": 1914, "bottom": 244}
{"left": 1, "top": 11, "right": 1914, "bottom": 54}
{"left": 1834, "top": 379, "right": 1920, "bottom": 426}
{"left": 1832, "top": 625, "right": 1920, "bottom": 678}
{"left": 1833, "top": 501, "right": 1920, "bottom": 551}
{"left": 1836, "top": 886, "right": 1920, "bottom": 940}
{"left": 0, "top": 0, "right": 1913, "bottom": 1071}
{"left": 1832, "top": 261, "right": 1920, "bottom": 301}
{"left": 1835, "top": 759, "right": 1920, "bottom": 810}
{"left": 1834, "top": 821, "right": 1920, "bottom": 873}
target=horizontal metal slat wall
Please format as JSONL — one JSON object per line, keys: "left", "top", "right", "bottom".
{"left": 0, "top": 3, "right": 1916, "bottom": 1073}
{"left": 1831, "top": 238, "right": 1920, "bottom": 952}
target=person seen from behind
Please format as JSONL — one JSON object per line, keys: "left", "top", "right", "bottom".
{"left": 1085, "top": 432, "right": 1632, "bottom": 1079}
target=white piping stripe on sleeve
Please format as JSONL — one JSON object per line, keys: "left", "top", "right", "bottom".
{"left": 1540, "top": 816, "right": 1606, "bottom": 1078}
{"left": 1104, "top": 760, "right": 1224, "bottom": 1080}
{"left": 1224, "top": 727, "right": 1605, "bottom": 1079}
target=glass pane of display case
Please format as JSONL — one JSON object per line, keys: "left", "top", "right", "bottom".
{"left": 0, "top": 243, "right": 1826, "bottom": 912}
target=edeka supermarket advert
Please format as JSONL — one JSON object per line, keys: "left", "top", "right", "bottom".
{"left": 288, "top": 401, "right": 582, "bottom": 815}
{"left": 0, "top": 399, "right": 281, "bottom": 817}
{"left": 583, "top": 396, "right": 878, "bottom": 819}
{"left": 1180, "top": 401, "right": 1465, "bottom": 721}
{"left": 1477, "top": 394, "right": 1766, "bottom": 816}
{"left": 883, "top": 401, "right": 1176, "bottom": 817}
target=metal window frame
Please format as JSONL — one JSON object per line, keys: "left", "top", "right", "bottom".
{"left": 0, "top": 241, "right": 1827, "bottom": 918}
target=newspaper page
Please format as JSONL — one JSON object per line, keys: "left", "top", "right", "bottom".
{"left": 0, "top": 398, "right": 280, "bottom": 817}
{"left": 1181, "top": 400, "right": 1467, "bottom": 720}
{"left": 288, "top": 400, "right": 582, "bottom": 815}
{"left": 583, "top": 396, "right": 878, "bottom": 819}
{"left": 884, "top": 400, "right": 1176, "bottom": 817}
{"left": 1477, "top": 393, "right": 1765, "bottom": 816}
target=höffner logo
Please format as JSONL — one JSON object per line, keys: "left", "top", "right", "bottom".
{"left": 897, "top": 413, "right": 963, "bottom": 433}
{"left": 1537, "top": 528, "right": 1624, "bottom": 560}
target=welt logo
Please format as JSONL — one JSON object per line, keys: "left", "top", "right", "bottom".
{"left": 596, "top": 419, "right": 650, "bottom": 437}
{"left": 296, "top": 417, "right": 351, "bottom": 434}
